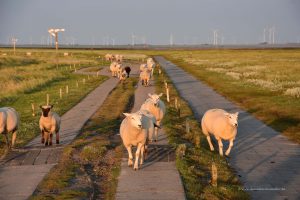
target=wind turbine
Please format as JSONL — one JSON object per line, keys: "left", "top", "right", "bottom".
{"left": 170, "top": 33, "right": 174, "bottom": 46}
{"left": 131, "top": 34, "right": 136, "bottom": 46}
{"left": 11, "top": 37, "right": 18, "bottom": 55}
{"left": 263, "top": 28, "right": 267, "bottom": 43}
{"left": 48, "top": 28, "right": 65, "bottom": 52}
{"left": 213, "top": 30, "right": 218, "bottom": 45}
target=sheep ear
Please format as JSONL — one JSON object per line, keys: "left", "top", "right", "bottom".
{"left": 148, "top": 93, "right": 152, "bottom": 98}
{"left": 224, "top": 113, "right": 230, "bottom": 117}
{"left": 159, "top": 93, "right": 163, "bottom": 97}
{"left": 50, "top": 105, "right": 54, "bottom": 109}
{"left": 39, "top": 105, "right": 43, "bottom": 109}
{"left": 123, "top": 113, "right": 131, "bottom": 117}
{"left": 235, "top": 112, "right": 239, "bottom": 117}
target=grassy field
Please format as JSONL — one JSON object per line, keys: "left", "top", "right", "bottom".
{"left": 152, "top": 49, "right": 300, "bottom": 143}
{"left": 0, "top": 48, "right": 110, "bottom": 155}
{"left": 31, "top": 77, "right": 137, "bottom": 200}
{"left": 155, "top": 68, "right": 249, "bottom": 200}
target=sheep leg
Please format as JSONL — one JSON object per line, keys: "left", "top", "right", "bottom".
{"left": 206, "top": 135, "right": 215, "bottom": 151}
{"left": 154, "top": 121, "right": 160, "bottom": 142}
{"left": 49, "top": 133, "right": 53, "bottom": 146}
{"left": 4, "top": 133, "right": 11, "bottom": 149}
{"left": 134, "top": 143, "right": 143, "bottom": 170}
{"left": 11, "top": 130, "right": 17, "bottom": 148}
{"left": 41, "top": 130, "right": 45, "bottom": 144}
{"left": 44, "top": 132, "right": 49, "bottom": 146}
{"left": 140, "top": 145, "right": 145, "bottom": 165}
{"left": 56, "top": 132, "right": 60, "bottom": 144}
{"left": 217, "top": 139, "right": 224, "bottom": 156}
{"left": 225, "top": 139, "right": 234, "bottom": 156}
{"left": 126, "top": 146, "right": 133, "bottom": 167}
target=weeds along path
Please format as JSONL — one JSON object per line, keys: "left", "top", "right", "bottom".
{"left": 155, "top": 56, "right": 300, "bottom": 200}
{"left": 0, "top": 66, "right": 123, "bottom": 200}
{"left": 116, "top": 71, "right": 186, "bottom": 199}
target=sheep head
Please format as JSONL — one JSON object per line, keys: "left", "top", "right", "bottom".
{"left": 40, "top": 105, "right": 53, "bottom": 117}
{"left": 224, "top": 112, "right": 239, "bottom": 127}
{"left": 123, "top": 113, "right": 142, "bottom": 129}
{"left": 148, "top": 93, "right": 163, "bottom": 107}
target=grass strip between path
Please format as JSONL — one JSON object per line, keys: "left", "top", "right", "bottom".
{"left": 154, "top": 66, "right": 250, "bottom": 200}
{"left": 31, "top": 77, "right": 137, "bottom": 200}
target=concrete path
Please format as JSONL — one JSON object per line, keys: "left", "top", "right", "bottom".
{"left": 155, "top": 56, "right": 300, "bottom": 200}
{"left": 0, "top": 66, "right": 120, "bottom": 200}
{"left": 116, "top": 74, "right": 186, "bottom": 199}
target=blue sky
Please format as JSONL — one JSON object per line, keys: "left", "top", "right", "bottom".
{"left": 0, "top": 0, "right": 300, "bottom": 45}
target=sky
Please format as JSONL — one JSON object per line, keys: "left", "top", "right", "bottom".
{"left": 0, "top": 0, "right": 300, "bottom": 45}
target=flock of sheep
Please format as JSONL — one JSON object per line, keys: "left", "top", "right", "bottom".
{"left": 0, "top": 55, "right": 239, "bottom": 169}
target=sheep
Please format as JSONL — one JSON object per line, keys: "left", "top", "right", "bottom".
{"left": 201, "top": 109, "right": 239, "bottom": 156}
{"left": 115, "top": 54, "right": 124, "bottom": 62}
{"left": 147, "top": 57, "right": 154, "bottom": 65}
{"left": 137, "top": 109, "right": 158, "bottom": 142}
{"left": 39, "top": 105, "right": 61, "bottom": 146}
{"left": 124, "top": 66, "right": 131, "bottom": 77}
{"left": 140, "top": 64, "right": 148, "bottom": 72}
{"left": 119, "top": 70, "right": 127, "bottom": 81}
{"left": 147, "top": 62, "right": 156, "bottom": 77}
{"left": 110, "top": 62, "right": 118, "bottom": 77}
{"left": 139, "top": 69, "right": 151, "bottom": 86}
{"left": 0, "top": 107, "right": 19, "bottom": 148}
{"left": 140, "top": 93, "right": 166, "bottom": 142}
{"left": 116, "top": 63, "right": 123, "bottom": 78}
{"left": 105, "top": 54, "right": 114, "bottom": 61}
{"left": 120, "top": 112, "right": 158, "bottom": 170}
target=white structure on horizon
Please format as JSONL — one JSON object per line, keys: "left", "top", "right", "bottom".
{"left": 11, "top": 37, "right": 18, "bottom": 55}
{"left": 170, "top": 33, "right": 174, "bottom": 46}
{"left": 263, "top": 26, "right": 275, "bottom": 44}
{"left": 213, "top": 30, "right": 219, "bottom": 45}
{"left": 48, "top": 28, "right": 65, "bottom": 51}
{"left": 131, "top": 34, "right": 136, "bottom": 46}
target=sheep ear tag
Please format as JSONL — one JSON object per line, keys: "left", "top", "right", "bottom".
{"left": 123, "top": 113, "right": 131, "bottom": 117}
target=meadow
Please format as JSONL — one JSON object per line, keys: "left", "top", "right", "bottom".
{"left": 155, "top": 49, "right": 300, "bottom": 143}
{"left": 0, "top": 48, "right": 110, "bottom": 155}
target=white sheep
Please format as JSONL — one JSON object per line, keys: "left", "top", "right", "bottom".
{"left": 39, "top": 105, "right": 61, "bottom": 146}
{"left": 0, "top": 107, "right": 19, "bottom": 148}
{"left": 120, "top": 112, "right": 157, "bottom": 170}
{"left": 139, "top": 69, "right": 151, "bottom": 86}
{"left": 140, "top": 93, "right": 166, "bottom": 142}
{"left": 116, "top": 63, "right": 123, "bottom": 78}
{"left": 110, "top": 62, "right": 118, "bottom": 77}
{"left": 105, "top": 54, "right": 114, "bottom": 61}
{"left": 147, "top": 62, "right": 156, "bottom": 77}
{"left": 147, "top": 58, "right": 154, "bottom": 65}
{"left": 137, "top": 109, "right": 158, "bottom": 142}
{"left": 115, "top": 54, "right": 123, "bottom": 62}
{"left": 201, "top": 109, "right": 239, "bottom": 156}
{"left": 119, "top": 70, "right": 127, "bottom": 81}
{"left": 140, "top": 64, "right": 148, "bottom": 72}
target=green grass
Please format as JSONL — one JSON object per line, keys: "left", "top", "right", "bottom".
{"left": 154, "top": 67, "right": 249, "bottom": 200}
{"left": 148, "top": 49, "right": 300, "bottom": 143}
{"left": 31, "top": 77, "right": 137, "bottom": 200}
